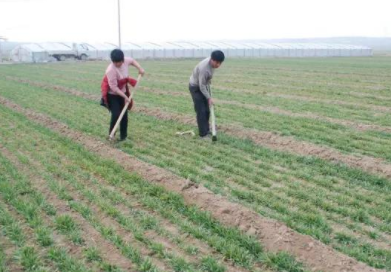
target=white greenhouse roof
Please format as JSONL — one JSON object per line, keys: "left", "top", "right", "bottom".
{"left": 37, "top": 42, "right": 72, "bottom": 51}
{"left": 122, "top": 42, "right": 143, "bottom": 50}
{"left": 170, "top": 42, "right": 200, "bottom": 49}
{"left": 17, "top": 43, "right": 47, "bottom": 52}
{"left": 84, "top": 43, "right": 117, "bottom": 50}
{"left": 150, "top": 42, "right": 184, "bottom": 49}
{"left": 187, "top": 42, "right": 216, "bottom": 49}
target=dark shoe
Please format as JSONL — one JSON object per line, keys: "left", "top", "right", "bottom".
{"left": 119, "top": 136, "right": 127, "bottom": 141}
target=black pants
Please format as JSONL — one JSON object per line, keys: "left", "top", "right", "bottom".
{"left": 107, "top": 93, "right": 128, "bottom": 139}
{"left": 189, "top": 84, "right": 210, "bottom": 137}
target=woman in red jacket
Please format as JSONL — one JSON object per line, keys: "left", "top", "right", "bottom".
{"left": 104, "top": 49, "right": 145, "bottom": 141}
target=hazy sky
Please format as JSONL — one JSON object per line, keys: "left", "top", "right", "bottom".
{"left": 1, "top": 0, "right": 391, "bottom": 44}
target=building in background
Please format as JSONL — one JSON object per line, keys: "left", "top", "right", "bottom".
{"left": 8, "top": 41, "right": 373, "bottom": 63}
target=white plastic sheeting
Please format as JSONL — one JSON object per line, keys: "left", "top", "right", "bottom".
{"left": 121, "top": 42, "right": 143, "bottom": 59}
{"left": 10, "top": 43, "right": 50, "bottom": 63}
{"left": 82, "top": 43, "right": 117, "bottom": 60}
{"left": 37, "top": 42, "right": 72, "bottom": 53}
{"left": 10, "top": 42, "right": 75, "bottom": 62}
{"left": 172, "top": 42, "right": 198, "bottom": 58}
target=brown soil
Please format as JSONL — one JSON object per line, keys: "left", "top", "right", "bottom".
{"left": 0, "top": 228, "right": 24, "bottom": 272}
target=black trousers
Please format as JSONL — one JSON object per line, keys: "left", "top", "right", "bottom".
{"left": 189, "top": 84, "right": 210, "bottom": 137}
{"left": 107, "top": 93, "right": 128, "bottom": 139}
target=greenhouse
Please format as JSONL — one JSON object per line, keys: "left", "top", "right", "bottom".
{"left": 9, "top": 41, "right": 373, "bottom": 62}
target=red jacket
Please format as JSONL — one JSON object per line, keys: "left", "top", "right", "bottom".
{"left": 101, "top": 76, "right": 137, "bottom": 110}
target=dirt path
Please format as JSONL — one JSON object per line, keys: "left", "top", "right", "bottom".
{"left": 0, "top": 96, "right": 384, "bottom": 272}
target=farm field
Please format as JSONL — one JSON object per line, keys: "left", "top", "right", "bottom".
{"left": 1, "top": 57, "right": 391, "bottom": 272}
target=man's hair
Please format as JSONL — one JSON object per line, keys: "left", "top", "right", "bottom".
{"left": 211, "top": 50, "right": 225, "bottom": 63}
{"left": 111, "top": 49, "right": 125, "bottom": 63}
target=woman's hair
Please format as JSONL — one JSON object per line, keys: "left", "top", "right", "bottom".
{"left": 111, "top": 49, "right": 125, "bottom": 63}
